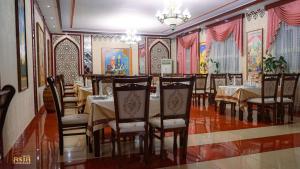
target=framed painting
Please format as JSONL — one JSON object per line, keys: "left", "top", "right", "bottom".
{"left": 138, "top": 43, "right": 146, "bottom": 75}
{"left": 101, "top": 48, "right": 132, "bottom": 75}
{"left": 15, "top": 0, "right": 28, "bottom": 91}
{"left": 247, "top": 29, "right": 263, "bottom": 81}
{"left": 199, "top": 42, "right": 208, "bottom": 73}
{"left": 36, "top": 23, "right": 46, "bottom": 86}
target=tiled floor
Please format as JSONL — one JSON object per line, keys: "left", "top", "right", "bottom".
{"left": 1, "top": 105, "right": 300, "bottom": 169}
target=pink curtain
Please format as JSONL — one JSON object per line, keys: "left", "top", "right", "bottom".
{"left": 177, "top": 32, "right": 199, "bottom": 74}
{"left": 266, "top": 0, "right": 300, "bottom": 50}
{"left": 206, "top": 15, "right": 243, "bottom": 55}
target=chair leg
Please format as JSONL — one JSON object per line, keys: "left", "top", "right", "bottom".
{"left": 149, "top": 126, "right": 154, "bottom": 154}
{"left": 111, "top": 129, "right": 115, "bottom": 157}
{"left": 59, "top": 134, "right": 64, "bottom": 155}
{"left": 203, "top": 94, "right": 206, "bottom": 107}
{"left": 144, "top": 133, "right": 149, "bottom": 163}
{"left": 173, "top": 132, "right": 178, "bottom": 160}
{"left": 247, "top": 103, "right": 253, "bottom": 122}
{"left": 139, "top": 135, "right": 144, "bottom": 154}
{"left": 288, "top": 103, "right": 294, "bottom": 123}
{"left": 117, "top": 133, "right": 122, "bottom": 157}
{"left": 160, "top": 131, "right": 165, "bottom": 159}
{"left": 180, "top": 129, "right": 188, "bottom": 160}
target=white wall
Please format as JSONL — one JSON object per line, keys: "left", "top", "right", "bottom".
{"left": 92, "top": 36, "right": 139, "bottom": 75}
{"left": 34, "top": 4, "right": 46, "bottom": 110}
{"left": 170, "top": 38, "right": 177, "bottom": 73}
{"left": 0, "top": 0, "right": 35, "bottom": 155}
{"left": 242, "top": 10, "right": 268, "bottom": 79}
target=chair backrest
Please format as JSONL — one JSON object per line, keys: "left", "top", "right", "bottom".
{"left": 92, "top": 76, "right": 113, "bottom": 95}
{"left": 279, "top": 73, "right": 300, "bottom": 101}
{"left": 55, "top": 75, "right": 65, "bottom": 96}
{"left": 47, "top": 77, "right": 64, "bottom": 131}
{"left": 261, "top": 74, "right": 280, "bottom": 100}
{"left": 0, "top": 85, "right": 15, "bottom": 131}
{"left": 159, "top": 76, "right": 195, "bottom": 125}
{"left": 228, "top": 73, "right": 243, "bottom": 85}
{"left": 211, "top": 74, "right": 227, "bottom": 93}
{"left": 113, "top": 76, "right": 152, "bottom": 128}
{"left": 195, "top": 74, "right": 208, "bottom": 91}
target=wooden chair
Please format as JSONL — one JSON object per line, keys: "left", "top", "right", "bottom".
{"left": 56, "top": 75, "right": 82, "bottom": 113}
{"left": 226, "top": 73, "right": 243, "bottom": 116}
{"left": 247, "top": 74, "right": 280, "bottom": 123}
{"left": 109, "top": 76, "right": 152, "bottom": 163}
{"left": 58, "top": 74, "right": 75, "bottom": 96}
{"left": 194, "top": 74, "right": 208, "bottom": 106}
{"left": 277, "top": 73, "right": 300, "bottom": 123}
{"left": 208, "top": 74, "right": 227, "bottom": 111}
{"left": 0, "top": 85, "right": 15, "bottom": 159}
{"left": 92, "top": 76, "right": 113, "bottom": 96}
{"left": 149, "top": 76, "right": 195, "bottom": 160}
{"left": 228, "top": 73, "right": 243, "bottom": 86}
{"left": 47, "top": 77, "right": 89, "bottom": 155}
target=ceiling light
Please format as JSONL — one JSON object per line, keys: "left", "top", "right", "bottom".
{"left": 50, "top": 17, "right": 54, "bottom": 20}
{"left": 120, "top": 29, "right": 141, "bottom": 45}
{"left": 246, "top": 8, "right": 250, "bottom": 11}
{"left": 156, "top": 0, "right": 191, "bottom": 31}
{"left": 53, "top": 25, "right": 56, "bottom": 28}
{"left": 47, "top": 5, "right": 51, "bottom": 8}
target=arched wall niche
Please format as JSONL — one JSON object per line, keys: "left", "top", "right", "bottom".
{"left": 54, "top": 37, "right": 80, "bottom": 84}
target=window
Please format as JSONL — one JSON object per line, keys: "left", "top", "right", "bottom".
{"left": 209, "top": 34, "right": 240, "bottom": 73}
{"left": 271, "top": 22, "right": 300, "bottom": 73}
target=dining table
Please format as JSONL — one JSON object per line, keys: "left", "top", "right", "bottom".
{"left": 215, "top": 84, "right": 261, "bottom": 121}
{"left": 84, "top": 94, "right": 161, "bottom": 157}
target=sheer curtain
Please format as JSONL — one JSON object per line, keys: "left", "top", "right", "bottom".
{"left": 208, "top": 34, "right": 241, "bottom": 73}
{"left": 271, "top": 22, "right": 300, "bottom": 73}
{"left": 271, "top": 22, "right": 300, "bottom": 112}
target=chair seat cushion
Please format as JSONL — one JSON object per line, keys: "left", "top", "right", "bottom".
{"left": 65, "top": 89, "right": 75, "bottom": 94}
{"left": 247, "top": 98, "right": 276, "bottom": 104}
{"left": 149, "top": 117, "right": 186, "bottom": 129}
{"left": 63, "top": 96, "right": 78, "bottom": 103}
{"left": 108, "top": 121, "right": 145, "bottom": 133}
{"left": 62, "top": 114, "right": 88, "bottom": 125}
{"left": 65, "top": 86, "right": 74, "bottom": 89}
{"left": 194, "top": 90, "right": 205, "bottom": 94}
{"left": 276, "top": 97, "right": 293, "bottom": 103}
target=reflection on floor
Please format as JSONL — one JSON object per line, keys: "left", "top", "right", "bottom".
{"left": 1, "top": 105, "right": 300, "bottom": 169}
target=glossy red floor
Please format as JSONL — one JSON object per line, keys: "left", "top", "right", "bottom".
{"left": 0, "top": 105, "right": 299, "bottom": 169}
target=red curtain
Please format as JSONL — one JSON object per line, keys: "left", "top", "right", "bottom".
{"left": 206, "top": 15, "right": 243, "bottom": 55}
{"left": 177, "top": 32, "right": 199, "bottom": 74}
{"left": 266, "top": 0, "right": 300, "bottom": 50}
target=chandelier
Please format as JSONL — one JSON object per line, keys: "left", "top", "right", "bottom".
{"left": 120, "top": 29, "right": 141, "bottom": 45}
{"left": 156, "top": 0, "right": 191, "bottom": 30}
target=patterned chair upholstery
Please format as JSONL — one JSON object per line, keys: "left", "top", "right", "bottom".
{"left": 149, "top": 76, "right": 195, "bottom": 160}
{"left": 277, "top": 73, "right": 300, "bottom": 123}
{"left": 109, "top": 76, "right": 152, "bottom": 162}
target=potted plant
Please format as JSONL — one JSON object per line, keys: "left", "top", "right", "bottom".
{"left": 263, "top": 54, "right": 288, "bottom": 74}
{"left": 209, "top": 58, "right": 220, "bottom": 74}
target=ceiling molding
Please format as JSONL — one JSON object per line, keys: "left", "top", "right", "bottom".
{"left": 70, "top": 0, "right": 76, "bottom": 28}
{"left": 265, "top": 0, "right": 296, "bottom": 9}
{"left": 56, "top": 0, "right": 62, "bottom": 30}
{"left": 167, "top": 0, "right": 268, "bottom": 37}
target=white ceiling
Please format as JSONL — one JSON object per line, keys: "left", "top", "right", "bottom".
{"left": 37, "top": 0, "right": 279, "bottom": 36}
{"left": 36, "top": 0, "right": 60, "bottom": 32}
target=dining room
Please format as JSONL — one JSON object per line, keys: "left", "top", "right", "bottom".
{"left": 1, "top": 0, "right": 300, "bottom": 168}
